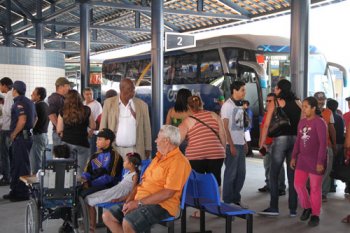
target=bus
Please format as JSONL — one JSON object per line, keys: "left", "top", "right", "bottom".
{"left": 101, "top": 34, "right": 347, "bottom": 147}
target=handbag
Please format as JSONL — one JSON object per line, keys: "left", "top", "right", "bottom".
{"left": 267, "top": 100, "right": 291, "bottom": 137}
{"left": 330, "top": 163, "right": 350, "bottom": 182}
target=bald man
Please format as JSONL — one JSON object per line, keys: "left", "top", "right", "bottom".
{"left": 100, "top": 79, "right": 151, "bottom": 159}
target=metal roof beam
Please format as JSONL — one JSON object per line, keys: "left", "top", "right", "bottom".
{"left": 217, "top": 0, "right": 251, "bottom": 15}
{"left": 91, "top": 1, "right": 249, "bottom": 20}
{"left": 15, "top": 36, "right": 129, "bottom": 45}
{"left": 11, "top": 0, "right": 35, "bottom": 21}
{"left": 44, "top": 21, "right": 156, "bottom": 33}
{"left": 197, "top": 0, "right": 204, "bottom": 12}
{"left": 118, "top": 0, "right": 180, "bottom": 32}
{"left": 12, "top": 3, "right": 78, "bottom": 36}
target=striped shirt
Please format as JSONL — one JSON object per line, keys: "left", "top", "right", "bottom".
{"left": 185, "top": 111, "right": 225, "bottom": 160}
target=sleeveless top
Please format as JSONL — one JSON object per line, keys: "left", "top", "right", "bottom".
{"left": 170, "top": 117, "right": 183, "bottom": 127}
{"left": 279, "top": 99, "right": 301, "bottom": 136}
{"left": 185, "top": 111, "right": 225, "bottom": 160}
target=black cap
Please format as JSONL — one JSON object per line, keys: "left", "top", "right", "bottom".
{"left": 345, "top": 96, "right": 350, "bottom": 101}
{"left": 97, "top": 128, "right": 115, "bottom": 142}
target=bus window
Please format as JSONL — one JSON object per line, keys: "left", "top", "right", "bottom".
{"left": 174, "top": 53, "right": 198, "bottom": 84}
{"left": 104, "top": 62, "right": 126, "bottom": 82}
{"left": 199, "top": 50, "right": 222, "bottom": 84}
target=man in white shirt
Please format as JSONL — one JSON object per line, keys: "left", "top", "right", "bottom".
{"left": 0, "top": 77, "right": 14, "bottom": 185}
{"left": 100, "top": 79, "right": 152, "bottom": 160}
{"left": 83, "top": 87, "right": 102, "bottom": 154}
{"left": 220, "top": 81, "right": 248, "bottom": 208}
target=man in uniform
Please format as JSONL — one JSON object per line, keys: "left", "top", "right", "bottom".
{"left": 3, "top": 81, "right": 35, "bottom": 201}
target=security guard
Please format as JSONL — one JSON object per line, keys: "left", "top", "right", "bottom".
{"left": 3, "top": 81, "right": 35, "bottom": 202}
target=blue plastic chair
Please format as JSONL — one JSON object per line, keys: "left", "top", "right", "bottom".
{"left": 146, "top": 173, "right": 190, "bottom": 233}
{"left": 195, "top": 172, "right": 255, "bottom": 233}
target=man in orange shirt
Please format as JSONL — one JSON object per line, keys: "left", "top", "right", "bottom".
{"left": 314, "top": 92, "right": 336, "bottom": 202}
{"left": 103, "top": 125, "right": 191, "bottom": 233}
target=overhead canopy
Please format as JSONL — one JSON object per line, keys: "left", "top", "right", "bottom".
{"left": 0, "top": 0, "right": 344, "bottom": 58}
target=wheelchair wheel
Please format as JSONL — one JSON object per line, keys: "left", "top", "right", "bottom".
{"left": 73, "top": 196, "right": 89, "bottom": 233}
{"left": 25, "top": 198, "right": 39, "bottom": 233}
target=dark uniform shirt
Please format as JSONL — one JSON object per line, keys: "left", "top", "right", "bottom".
{"left": 47, "top": 92, "right": 64, "bottom": 131}
{"left": 10, "top": 95, "right": 36, "bottom": 134}
{"left": 33, "top": 101, "right": 49, "bottom": 134}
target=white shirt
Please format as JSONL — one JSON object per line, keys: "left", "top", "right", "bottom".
{"left": 1, "top": 90, "right": 13, "bottom": 130}
{"left": 221, "top": 98, "right": 245, "bottom": 145}
{"left": 84, "top": 100, "right": 102, "bottom": 121}
{"left": 116, "top": 98, "right": 136, "bottom": 147}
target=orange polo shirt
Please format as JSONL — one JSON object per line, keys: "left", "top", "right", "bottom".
{"left": 135, "top": 147, "right": 191, "bottom": 216}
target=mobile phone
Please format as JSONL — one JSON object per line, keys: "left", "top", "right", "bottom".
{"left": 259, "top": 147, "right": 267, "bottom": 156}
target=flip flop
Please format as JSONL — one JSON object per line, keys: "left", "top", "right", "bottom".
{"left": 341, "top": 215, "right": 350, "bottom": 223}
{"left": 190, "top": 210, "right": 200, "bottom": 219}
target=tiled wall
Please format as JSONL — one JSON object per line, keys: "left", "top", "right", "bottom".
{"left": 0, "top": 47, "right": 66, "bottom": 144}
{"left": 0, "top": 47, "right": 65, "bottom": 98}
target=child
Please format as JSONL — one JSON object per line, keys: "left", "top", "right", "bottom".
{"left": 290, "top": 96, "right": 327, "bottom": 227}
{"left": 85, "top": 152, "right": 141, "bottom": 232}
{"left": 80, "top": 128, "right": 123, "bottom": 198}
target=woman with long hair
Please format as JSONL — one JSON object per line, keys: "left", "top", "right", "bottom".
{"left": 57, "top": 90, "right": 96, "bottom": 175}
{"left": 290, "top": 96, "right": 327, "bottom": 227}
{"left": 258, "top": 79, "right": 302, "bottom": 217}
{"left": 165, "top": 88, "right": 192, "bottom": 126}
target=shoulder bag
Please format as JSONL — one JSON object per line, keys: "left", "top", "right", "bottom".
{"left": 267, "top": 100, "right": 291, "bottom": 137}
{"left": 189, "top": 115, "right": 221, "bottom": 142}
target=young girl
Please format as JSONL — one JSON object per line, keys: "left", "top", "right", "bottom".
{"left": 85, "top": 152, "right": 141, "bottom": 233}
{"left": 290, "top": 96, "right": 327, "bottom": 227}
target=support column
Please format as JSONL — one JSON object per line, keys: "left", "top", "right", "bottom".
{"left": 5, "top": 0, "right": 13, "bottom": 46}
{"left": 80, "top": 1, "right": 90, "bottom": 93}
{"left": 151, "top": 0, "right": 164, "bottom": 151}
{"left": 290, "top": 0, "right": 310, "bottom": 100}
{"left": 36, "top": 0, "right": 44, "bottom": 50}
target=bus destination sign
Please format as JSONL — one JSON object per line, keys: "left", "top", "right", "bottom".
{"left": 165, "top": 32, "right": 196, "bottom": 52}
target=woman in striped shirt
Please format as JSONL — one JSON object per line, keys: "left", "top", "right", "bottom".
{"left": 179, "top": 95, "right": 226, "bottom": 186}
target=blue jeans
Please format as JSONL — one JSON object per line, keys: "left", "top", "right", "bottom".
{"left": 63, "top": 142, "right": 90, "bottom": 175}
{"left": 223, "top": 144, "right": 246, "bottom": 204}
{"left": 263, "top": 146, "right": 286, "bottom": 190}
{"left": 0, "top": 130, "right": 11, "bottom": 180}
{"left": 52, "top": 131, "right": 61, "bottom": 146}
{"left": 322, "top": 147, "right": 333, "bottom": 196}
{"left": 269, "top": 135, "right": 297, "bottom": 212}
{"left": 29, "top": 133, "right": 48, "bottom": 174}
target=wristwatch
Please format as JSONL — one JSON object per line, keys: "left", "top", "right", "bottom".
{"left": 138, "top": 200, "right": 143, "bottom": 208}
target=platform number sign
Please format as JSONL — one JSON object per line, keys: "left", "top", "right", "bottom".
{"left": 165, "top": 32, "right": 196, "bottom": 52}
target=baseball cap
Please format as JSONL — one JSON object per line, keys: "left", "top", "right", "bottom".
{"left": 12, "top": 81, "right": 26, "bottom": 94}
{"left": 314, "top": 91, "right": 326, "bottom": 100}
{"left": 55, "top": 77, "right": 70, "bottom": 86}
{"left": 345, "top": 96, "right": 350, "bottom": 101}
{"left": 97, "top": 128, "right": 116, "bottom": 142}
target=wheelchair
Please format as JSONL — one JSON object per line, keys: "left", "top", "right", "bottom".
{"left": 24, "top": 150, "right": 89, "bottom": 233}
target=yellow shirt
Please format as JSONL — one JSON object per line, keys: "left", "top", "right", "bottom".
{"left": 135, "top": 147, "right": 191, "bottom": 216}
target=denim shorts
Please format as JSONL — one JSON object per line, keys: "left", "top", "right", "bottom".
{"left": 109, "top": 203, "right": 170, "bottom": 232}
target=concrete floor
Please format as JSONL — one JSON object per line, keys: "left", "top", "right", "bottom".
{"left": 1, "top": 157, "right": 349, "bottom": 233}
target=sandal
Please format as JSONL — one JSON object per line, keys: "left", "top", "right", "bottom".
{"left": 190, "top": 210, "right": 200, "bottom": 219}
{"left": 341, "top": 215, "right": 350, "bottom": 223}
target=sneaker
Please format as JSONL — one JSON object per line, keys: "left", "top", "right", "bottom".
{"left": 300, "top": 208, "right": 312, "bottom": 221}
{"left": 308, "top": 215, "right": 320, "bottom": 227}
{"left": 234, "top": 202, "right": 249, "bottom": 209}
{"left": 258, "top": 186, "right": 269, "bottom": 192}
{"left": 289, "top": 210, "right": 297, "bottom": 217}
{"left": 258, "top": 208, "right": 279, "bottom": 216}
